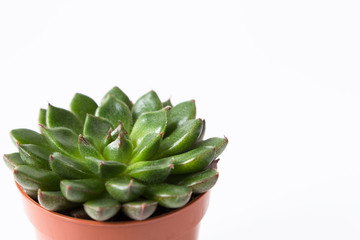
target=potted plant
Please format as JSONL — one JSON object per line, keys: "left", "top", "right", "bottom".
{"left": 3, "top": 87, "right": 228, "bottom": 240}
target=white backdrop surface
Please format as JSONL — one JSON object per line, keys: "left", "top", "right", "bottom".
{"left": 1, "top": 1, "right": 360, "bottom": 239}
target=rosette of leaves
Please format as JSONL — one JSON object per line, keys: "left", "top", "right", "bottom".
{"left": 4, "top": 87, "right": 228, "bottom": 221}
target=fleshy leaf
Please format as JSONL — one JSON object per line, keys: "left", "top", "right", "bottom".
{"left": 14, "top": 165, "right": 60, "bottom": 191}
{"left": 162, "top": 98, "right": 173, "bottom": 108}
{"left": 49, "top": 152, "right": 92, "bottom": 179}
{"left": 171, "top": 146, "right": 216, "bottom": 174}
{"left": 130, "top": 133, "right": 162, "bottom": 164}
{"left": 18, "top": 144, "right": 52, "bottom": 169}
{"left": 38, "top": 190, "right": 79, "bottom": 211}
{"left": 47, "top": 104, "right": 83, "bottom": 135}
{"left": 130, "top": 108, "right": 168, "bottom": 147}
{"left": 83, "top": 114, "right": 113, "bottom": 152}
{"left": 193, "top": 136, "right": 228, "bottom": 158}
{"left": 110, "top": 122, "right": 130, "bottom": 141}
{"left": 103, "top": 132, "right": 133, "bottom": 164}
{"left": 105, "top": 177, "right": 145, "bottom": 203}
{"left": 70, "top": 93, "right": 98, "bottom": 124}
{"left": 78, "top": 135, "right": 104, "bottom": 160}
{"left": 95, "top": 95, "right": 132, "bottom": 133}
{"left": 86, "top": 157, "right": 126, "bottom": 178}
{"left": 178, "top": 168, "right": 219, "bottom": 194}
{"left": 60, "top": 179, "right": 105, "bottom": 203}
{"left": 143, "top": 183, "right": 192, "bottom": 208}
{"left": 132, "top": 90, "right": 162, "bottom": 122}
{"left": 122, "top": 200, "right": 157, "bottom": 221}
{"left": 126, "top": 158, "right": 174, "bottom": 184}
{"left": 3, "top": 153, "right": 25, "bottom": 170}
{"left": 196, "top": 119, "right": 206, "bottom": 143}
{"left": 155, "top": 119, "right": 203, "bottom": 159}
{"left": 41, "top": 126, "right": 82, "bottom": 160}
{"left": 39, "top": 108, "right": 47, "bottom": 128}
{"left": 10, "top": 128, "right": 50, "bottom": 148}
{"left": 206, "top": 158, "right": 220, "bottom": 170}
{"left": 101, "top": 87, "right": 132, "bottom": 109}
{"left": 166, "top": 100, "right": 196, "bottom": 136}
{"left": 84, "top": 197, "right": 121, "bottom": 221}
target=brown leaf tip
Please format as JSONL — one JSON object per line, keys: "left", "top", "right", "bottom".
{"left": 79, "top": 134, "right": 89, "bottom": 145}
{"left": 105, "top": 128, "right": 112, "bottom": 140}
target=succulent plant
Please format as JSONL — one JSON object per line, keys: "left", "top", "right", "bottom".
{"left": 4, "top": 87, "right": 228, "bottom": 221}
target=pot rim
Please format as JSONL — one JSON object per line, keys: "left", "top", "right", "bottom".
{"left": 16, "top": 182, "right": 209, "bottom": 227}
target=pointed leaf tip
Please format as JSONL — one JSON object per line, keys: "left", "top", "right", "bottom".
{"left": 47, "top": 104, "right": 83, "bottom": 134}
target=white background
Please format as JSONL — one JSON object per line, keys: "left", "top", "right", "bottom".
{"left": 1, "top": 1, "right": 360, "bottom": 239}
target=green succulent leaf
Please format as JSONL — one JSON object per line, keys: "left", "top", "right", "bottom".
{"left": 38, "top": 190, "right": 79, "bottom": 211}
{"left": 105, "top": 177, "right": 145, "bottom": 203}
{"left": 171, "top": 146, "right": 216, "bottom": 174}
{"left": 126, "top": 158, "right": 174, "bottom": 184}
{"left": 18, "top": 144, "right": 52, "bottom": 169}
{"left": 3, "top": 153, "right": 25, "bottom": 170}
{"left": 70, "top": 93, "right": 98, "bottom": 124}
{"left": 84, "top": 197, "right": 121, "bottom": 221}
{"left": 78, "top": 135, "right": 104, "bottom": 160}
{"left": 132, "top": 90, "right": 162, "bottom": 122}
{"left": 49, "top": 152, "right": 92, "bottom": 179}
{"left": 196, "top": 119, "right": 206, "bottom": 143}
{"left": 162, "top": 98, "right": 173, "bottom": 108}
{"left": 83, "top": 114, "right": 113, "bottom": 152}
{"left": 96, "top": 95, "right": 132, "bottom": 133}
{"left": 14, "top": 165, "right": 60, "bottom": 191}
{"left": 193, "top": 137, "right": 228, "bottom": 159}
{"left": 60, "top": 179, "right": 105, "bottom": 203}
{"left": 39, "top": 108, "right": 47, "bottom": 128}
{"left": 86, "top": 157, "right": 126, "bottom": 179}
{"left": 101, "top": 87, "right": 132, "bottom": 109}
{"left": 206, "top": 158, "right": 220, "bottom": 170}
{"left": 41, "top": 126, "right": 82, "bottom": 160}
{"left": 143, "top": 183, "right": 192, "bottom": 208}
{"left": 47, "top": 104, "right": 83, "bottom": 135}
{"left": 103, "top": 132, "right": 133, "bottom": 164}
{"left": 102, "top": 122, "right": 130, "bottom": 148}
{"left": 10, "top": 128, "right": 50, "bottom": 148}
{"left": 130, "top": 133, "right": 162, "bottom": 164}
{"left": 178, "top": 168, "right": 219, "bottom": 194}
{"left": 110, "top": 122, "right": 130, "bottom": 141}
{"left": 166, "top": 100, "right": 196, "bottom": 136}
{"left": 122, "top": 200, "right": 157, "bottom": 221}
{"left": 130, "top": 108, "right": 168, "bottom": 147}
{"left": 155, "top": 119, "right": 203, "bottom": 159}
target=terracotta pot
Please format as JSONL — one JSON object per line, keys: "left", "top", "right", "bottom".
{"left": 16, "top": 183, "right": 211, "bottom": 240}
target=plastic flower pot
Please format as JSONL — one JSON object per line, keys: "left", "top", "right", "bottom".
{"left": 16, "top": 182, "right": 211, "bottom": 240}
